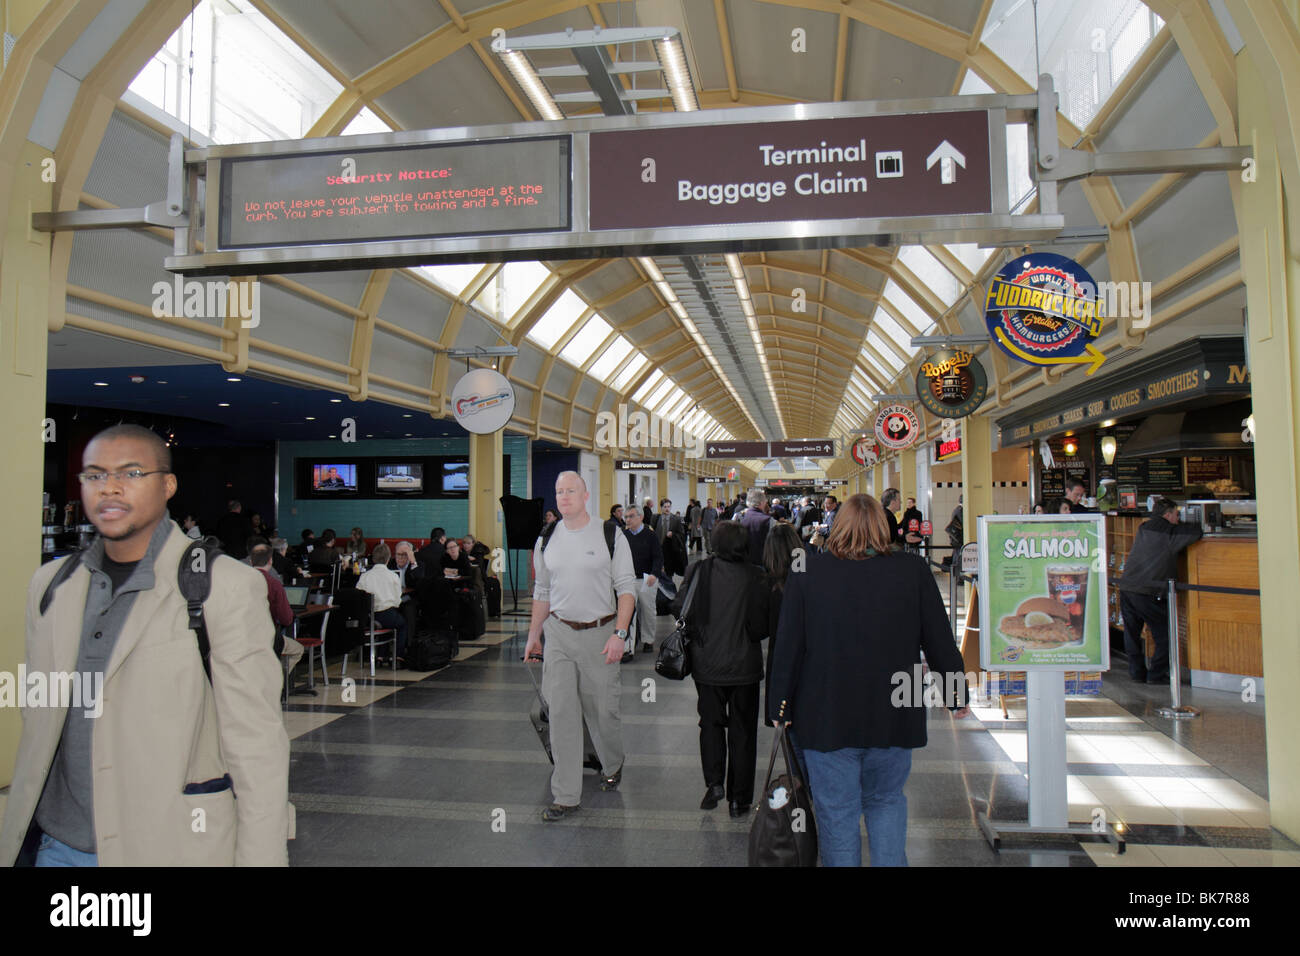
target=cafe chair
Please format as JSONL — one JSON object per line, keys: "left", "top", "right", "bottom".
{"left": 333, "top": 587, "right": 397, "bottom": 679}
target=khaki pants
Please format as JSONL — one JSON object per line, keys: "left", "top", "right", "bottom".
{"left": 633, "top": 579, "right": 657, "bottom": 648}
{"left": 282, "top": 635, "right": 305, "bottom": 674}
{"left": 541, "top": 615, "right": 624, "bottom": 806}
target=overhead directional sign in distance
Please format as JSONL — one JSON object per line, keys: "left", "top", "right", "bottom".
{"left": 705, "top": 439, "right": 835, "bottom": 460}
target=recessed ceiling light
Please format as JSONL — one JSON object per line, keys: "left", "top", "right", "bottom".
{"left": 92, "top": 381, "right": 109, "bottom": 386}
{"left": 402, "top": 414, "right": 412, "bottom": 418}
{"left": 405, "top": 433, "right": 412, "bottom": 437}
{"left": 328, "top": 434, "right": 336, "bottom": 439}
{"left": 227, "top": 377, "right": 241, "bottom": 382}
{"left": 305, "top": 416, "right": 315, "bottom": 421}
{"left": 218, "top": 402, "right": 230, "bottom": 407}
{"left": 366, "top": 434, "right": 373, "bottom": 438}
{"left": 157, "top": 380, "right": 168, "bottom": 384}
{"left": 329, "top": 398, "right": 342, "bottom": 403}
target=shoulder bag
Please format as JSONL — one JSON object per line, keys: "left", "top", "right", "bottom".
{"left": 748, "top": 724, "right": 818, "bottom": 867}
{"left": 654, "top": 562, "right": 701, "bottom": 681}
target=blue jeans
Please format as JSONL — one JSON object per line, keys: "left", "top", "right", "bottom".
{"left": 802, "top": 746, "right": 912, "bottom": 867}
{"left": 35, "top": 832, "right": 98, "bottom": 867}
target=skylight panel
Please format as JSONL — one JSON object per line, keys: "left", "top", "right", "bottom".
{"left": 343, "top": 106, "right": 391, "bottom": 136}
{"left": 558, "top": 315, "right": 612, "bottom": 366}
{"left": 645, "top": 378, "right": 676, "bottom": 411}
{"left": 898, "top": 247, "right": 961, "bottom": 308}
{"left": 419, "top": 263, "right": 487, "bottom": 299}
{"left": 475, "top": 261, "right": 551, "bottom": 323}
{"left": 527, "top": 289, "right": 587, "bottom": 350}
{"left": 587, "top": 335, "right": 633, "bottom": 380}
{"left": 944, "top": 243, "right": 993, "bottom": 276}
{"left": 631, "top": 368, "right": 664, "bottom": 403}
{"left": 611, "top": 352, "right": 648, "bottom": 392}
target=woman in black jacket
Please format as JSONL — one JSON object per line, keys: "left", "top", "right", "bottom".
{"left": 770, "top": 494, "right": 970, "bottom": 867}
{"left": 672, "top": 522, "right": 769, "bottom": 817}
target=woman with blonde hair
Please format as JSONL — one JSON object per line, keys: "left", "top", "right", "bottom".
{"left": 770, "top": 494, "right": 970, "bottom": 866}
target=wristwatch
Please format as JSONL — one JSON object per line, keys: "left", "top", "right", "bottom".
{"left": 614, "top": 628, "right": 629, "bottom": 639}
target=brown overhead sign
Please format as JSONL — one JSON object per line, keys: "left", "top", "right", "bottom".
{"left": 588, "top": 111, "right": 992, "bottom": 230}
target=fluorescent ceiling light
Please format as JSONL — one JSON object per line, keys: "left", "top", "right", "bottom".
{"left": 501, "top": 50, "right": 563, "bottom": 121}
{"left": 654, "top": 35, "right": 699, "bottom": 112}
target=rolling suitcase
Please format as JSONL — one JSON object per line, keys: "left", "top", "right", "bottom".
{"left": 484, "top": 576, "right": 502, "bottom": 617}
{"left": 525, "top": 661, "right": 602, "bottom": 770}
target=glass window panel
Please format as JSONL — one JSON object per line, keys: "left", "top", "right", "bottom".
{"left": 959, "top": 70, "right": 994, "bottom": 95}
{"left": 342, "top": 106, "right": 391, "bottom": 136}
{"left": 611, "top": 352, "right": 648, "bottom": 392}
{"left": 527, "top": 289, "right": 587, "bottom": 350}
{"left": 645, "top": 378, "right": 676, "bottom": 411}
{"left": 587, "top": 335, "right": 633, "bottom": 380}
{"left": 419, "top": 263, "right": 487, "bottom": 299}
{"left": 474, "top": 260, "right": 551, "bottom": 323}
{"left": 130, "top": 0, "right": 344, "bottom": 144}
{"left": 898, "top": 246, "right": 961, "bottom": 308}
{"left": 982, "top": 0, "right": 1162, "bottom": 132}
{"left": 631, "top": 368, "right": 664, "bottom": 403}
{"left": 1007, "top": 123, "right": 1034, "bottom": 210}
{"left": 944, "top": 243, "right": 993, "bottom": 276}
{"left": 866, "top": 332, "right": 902, "bottom": 371}
{"left": 875, "top": 292, "right": 922, "bottom": 355}
{"left": 558, "top": 314, "right": 612, "bottom": 366}
{"left": 662, "top": 392, "right": 693, "bottom": 421}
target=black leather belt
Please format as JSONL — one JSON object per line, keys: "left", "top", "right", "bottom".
{"left": 549, "top": 612, "right": 617, "bottom": 630}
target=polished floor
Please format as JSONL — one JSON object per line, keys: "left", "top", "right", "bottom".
{"left": 277, "top": 574, "right": 1299, "bottom": 867}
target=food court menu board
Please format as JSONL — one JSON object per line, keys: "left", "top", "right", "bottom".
{"left": 979, "top": 515, "right": 1110, "bottom": 671}
{"left": 1114, "top": 456, "right": 1183, "bottom": 494}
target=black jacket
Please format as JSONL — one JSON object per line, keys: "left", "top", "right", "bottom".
{"left": 1118, "top": 517, "right": 1203, "bottom": 596}
{"left": 623, "top": 526, "right": 664, "bottom": 578}
{"left": 769, "top": 549, "right": 967, "bottom": 751}
{"left": 416, "top": 539, "right": 445, "bottom": 570}
{"left": 740, "top": 509, "right": 774, "bottom": 565}
{"left": 670, "top": 556, "right": 768, "bottom": 686}
{"left": 763, "top": 579, "right": 787, "bottom": 720}
{"left": 900, "top": 507, "right": 924, "bottom": 539}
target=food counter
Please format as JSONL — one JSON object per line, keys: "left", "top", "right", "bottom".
{"left": 1105, "top": 514, "right": 1261, "bottom": 690}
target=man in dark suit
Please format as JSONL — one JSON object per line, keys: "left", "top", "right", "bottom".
{"left": 214, "top": 499, "right": 254, "bottom": 560}
{"left": 390, "top": 540, "right": 427, "bottom": 639}
{"left": 416, "top": 527, "right": 446, "bottom": 569}
{"left": 654, "top": 498, "right": 687, "bottom": 579}
{"left": 794, "top": 496, "right": 822, "bottom": 543}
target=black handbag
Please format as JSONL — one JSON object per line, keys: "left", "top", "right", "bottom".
{"left": 654, "top": 565, "right": 700, "bottom": 681}
{"left": 748, "top": 725, "right": 818, "bottom": 867}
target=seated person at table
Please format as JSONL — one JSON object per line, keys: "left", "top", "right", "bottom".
{"left": 462, "top": 533, "right": 492, "bottom": 572}
{"left": 271, "top": 537, "right": 301, "bottom": 582}
{"left": 440, "top": 538, "right": 474, "bottom": 579}
{"left": 249, "top": 539, "right": 303, "bottom": 680}
{"left": 389, "top": 540, "right": 426, "bottom": 590}
{"left": 307, "top": 528, "right": 342, "bottom": 570}
{"left": 356, "top": 543, "right": 407, "bottom": 661}
{"left": 344, "top": 526, "right": 367, "bottom": 558}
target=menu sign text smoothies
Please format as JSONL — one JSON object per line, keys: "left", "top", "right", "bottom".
{"left": 979, "top": 515, "right": 1110, "bottom": 671}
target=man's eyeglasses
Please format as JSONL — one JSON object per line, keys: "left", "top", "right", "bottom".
{"left": 78, "top": 469, "right": 170, "bottom": 485}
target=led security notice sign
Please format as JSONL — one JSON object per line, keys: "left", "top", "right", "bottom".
{"left": 219, "top": 137, "right": 570, "bottom": 248}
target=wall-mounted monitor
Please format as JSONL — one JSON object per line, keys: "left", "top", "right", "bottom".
{"left": 442, "top": 459, "right": 470, "bottom": 494}
{"left": 312, "top": 463, "right": 357, "bottom": 492}
{"left": 377, "top": 462, "right": 424, "bottom": 493}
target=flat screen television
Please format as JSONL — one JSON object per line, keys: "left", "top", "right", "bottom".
{"left": 377, "top": 462, "right": 424, "bottom": 493}
{"left": 442, "top": 459, "right": 470, "bottom": 493}
{"left": 311, "top": 463, "right": 357, "bottom": 492}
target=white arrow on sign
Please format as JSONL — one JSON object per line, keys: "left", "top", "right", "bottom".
{"left": 926, "top": 140, "right": 966, "bottom": 184}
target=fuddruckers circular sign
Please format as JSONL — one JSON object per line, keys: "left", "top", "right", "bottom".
{"left": 915, "top": 348, "right": 988, "bottom": 419}
{"left": 985, "top": 252, "right": 1104, "bottom": 371}
{"left": 874, "top": 404, "right": 920, "bottom": 450}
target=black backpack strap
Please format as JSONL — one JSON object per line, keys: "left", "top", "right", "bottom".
{"left": 542, "top": 518, "right": 616, "bottom": 559}
{"left": 604, "top": 521, "right": 616, "bottom": 559}
{"left": 38, "top": 551, "right": 84, "bottom": 616}
{"left": 178, "top": 536, "right": 223, "bottom": 684}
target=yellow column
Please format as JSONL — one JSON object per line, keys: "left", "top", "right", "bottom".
{"left": 599, "top": 452, "right": 615, "bottom": 517}
{"left": 871, "top": 461, "right": 883, "bottom": 498}
{"left": 0, "top": 141, "right": 53, "bottom": 782}
{"left": 899, "top": 447, "right": 917, "bottom": 512}
{"left": 656, "top": 468, "right": 667, "bottom": 505}
{"left": 1230, "top": 37, "right": 1300, "bottom": 841}
{"left": 961, "top": 415, "right": 994, "bottom": 545}
{"left": 468, "top": 430, "right": 503, "bottom": 550}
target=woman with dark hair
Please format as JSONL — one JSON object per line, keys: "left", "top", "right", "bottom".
{"left": 250, "top": 511, "right": 272, "bottom": 539}
{"left": 771, "top": 493, "right": 970, "bottom": 867}
{"left": 345, "top": 526, "right": 367, "bottom": 558}
{"left": 671, "top": 521, "right": 769, "bottom": 817}
{"left": 543, "top": 508, "right": 560, "bottom": 529}
{"left": 440, "top": 538, "right": 474, "bottom": 578}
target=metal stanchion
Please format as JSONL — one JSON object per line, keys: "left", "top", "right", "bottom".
{"left": 949, "top": 559, "right": 959, "bottom": 640}
{"left": 1157, "top": 577, "right": 1200, "bottom": 720}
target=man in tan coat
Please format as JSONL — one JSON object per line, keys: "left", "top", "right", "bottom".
{"left": 0, "top": 424, "right": 290, "bottom": 866}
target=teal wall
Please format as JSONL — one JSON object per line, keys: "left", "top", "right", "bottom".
{"left": 277, "top": 435, "right": 530, "bottom": 549}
